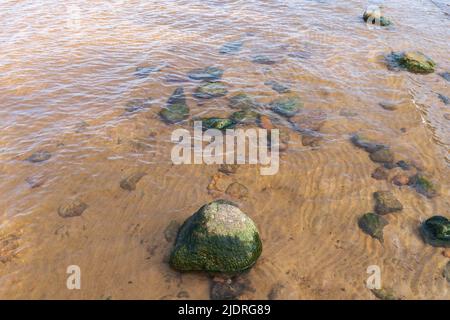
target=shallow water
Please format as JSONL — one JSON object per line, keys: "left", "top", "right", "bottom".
{"left": 0, "top": 0, "right": 449, "bottom": 299}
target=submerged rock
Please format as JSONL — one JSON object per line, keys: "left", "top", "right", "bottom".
{"left": 374, "top": 191, "right": 403, "bottom": 215}
{"left": 302, "top": 134, "right": 322, "bottom": 147}
{"left": 396, "top": 160, "right": 412, "bottom": 171}
{"left": 270, "top": 96, "right": 303, "bottom": 117}
{"left": 124, "top": 98, "right": 152, "bottom": 113}
{"left": 188, "top": 67, "right": 224, "bottom": 81}
{"left": 251, "top": 55, "right": 277, "bottom": 65}
{"left": 58, "top": 199, "right": 88, "bottom": 218}
{"left": 159, "top": 87, "right": 190, "bottom": 124}
{"left": 230, "top": 109, "right": 260, "bottom": 125}
{"left": 420, "top": 216, "right": 450, "bottom": 248}
{"left": 371, "top": 288, "right": 400, "bottom": 300}
{"left": 169, "top": 200, "right": 262, "bottom": 273}
{"left": 358, "top": 212, "right": 388, "bottom": 242}
{"left": 379, "top": 102, "right": 398, "bottom": 111}
{"left": 164, "top": 220, "right": 181, "bottom": 243}
{"left": 120, "top": 172, "right": 146, "bottom": 191}
{"left": 350, "top": 134, "right": 387, "bottom": 153}
{"left": 444, "top": 261, "right": 450, "bottom": 283}
{"left": 369, "top": 148, "right": 394, "bottom": 164}
{"left": 363, "top": 7, "right": 392, "bottom": 26}
{"left": 194, "top": 82, "right": 228, "bottom": 99}
{"left": 26, "top": 150, "right": 51, "bottom": 163}
{"left": 201, "top": 117, "right": 236, "bottom": 131}
{"left": 398, "top": 51, "right": 436, "bottom": 74}
{"left": 228, "top": 93, "right": 258, "bottom": 110}
{"left": 438, "top": 93, "right": 450, "bottom": 105}
{"left": 210, "top": 276, "right": 252, "bottom": 300}
{"left": 371, "top": 166, "right": 389, "bottom": 180}
{"left": 265, "top": 80, "right": 290, "bottom": 94}
{"left": 134, "top": 65, "right": 164, "bottom": 79}
{"left": 439, "top": 72, "right": 450, "bottom": 82}
{"left": 392, "top": 174, "right": 409, "bottom": 186}
{"left": 219, "top": 164, "right": 239, "bottom": 175}
{"left": 409, "top": 174, "right": 438, "bottom": 198}
{"left": 226, "top": 182, "right": 249, "bottom": 199}
{"left": 219, "top": 41, "right": 243, "bottom": 55}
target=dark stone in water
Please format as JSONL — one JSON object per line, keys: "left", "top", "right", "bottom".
{"left": 409, "top": 174, "right": 438, "bottom": 198}
{"left": 251, "top": 55, "right": 277, "bottom": 65}
{"left": 370, "top": 148, "right": 394, "bottom": 164}
{"left": 26, "top": 150, "right": 51, "bottom": 163}
{"left": 230, "top": 109, "right": 260, "bottom": 125}
{"left": 201, "top": 118, "right": 236, "bottom": 131}
{"left": 219, "top": 41, "right": 243, "bottom": 55}
{"left": 187, "top": 67, "right": 224, "bottom": 81}
{"left": 265, "top": 80, "right": 290, "bottom": 94}
{"left": 228, "top": 93, "right": 258, "bottom": 110}
{"left": 420, "top": 216, "right": 450, "bottom": 248}
{"left": 438, "top": 93, "right": 450, "bottom": 105}
{"left": 124, "top": 98, "right": 152, "bottom": 113}
{"left": 270, "top": 96, "right": 303, "bottom": 117}
{"left": 358, "top": 212, "right": 388, "bottom": 242}
{"left": 439, "top": 72, "right": 450, "bottom": 82}
{"left": 396, "top": 160, "right": 412, "bottom": 170}
{"left": 58, "top": 200, "right": 88, "bottom": 218}
{"left": 134, "top": 65, "right": 164, "bottom": 79}
{"left": 169, "top": 200, "right": 262, "bottom": 273}
{"left": 383, "top": 162, "right": 397, "bottom": 169}
{"left": 120, "top": 172, "right": 146, "bottom": 191}
{"left": 159, "top": 87, "right": 190, "bottom": 124}
{"left": 371, "top": 166, "right": 388, "bottom": 180}
{"left": 350, "top": 134, "right": 387, "bottom": 153}
{"left": 210, "top": 276, "right": 252, "bottom": 300}
{"left": 193, "top": 82, "right": 228, "bottom": 99}
{"left": 374, "top": 191, "right": 403, "bottom": 215}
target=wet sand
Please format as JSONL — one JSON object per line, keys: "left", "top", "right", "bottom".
{"left": 0, "top": 0, "right": 449, "bottom": 299}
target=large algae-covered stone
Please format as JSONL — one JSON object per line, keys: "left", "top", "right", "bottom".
{"left": 398, "top": 51, "right": 436, "bottom": 74}
{"left": 159, "top": 87, "right": 190, "bottom": 124}
{"left": 420, "top": 216, "right": 450, "bottom": 248}
{"left": 170, "top": 200, "right": 262, "bottom": 273}
{"left": 358, "top": 212, "right": 388, "bottom": 242}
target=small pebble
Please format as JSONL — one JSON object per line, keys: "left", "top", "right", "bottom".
{"left": 58, "top": 200, "right": 88, "bottom": 218}
{"left": 26, "top": 150, "right": 51, "bottom": 163}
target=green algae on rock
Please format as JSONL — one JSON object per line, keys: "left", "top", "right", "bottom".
{"left": 193, "top": 82, "right": 228, "bottom": 99}
{"left": 228, "top": 93, "right": 258, "bottom": 110}
{"left": 187, "top": 66, "right": 224, "bottom": 81}
{"left": 270, "top": 96, "right": 303, "bottom": 117}
{"left": 358, "top": 212, "right": 388, "bottom": 242}
{"left": 230, "top": 109, "right": 260, "bottom": 125}
{"left": 420, "top": 216, "right": 450, "bottom": 248}
{"left": 169, "top": 200, "right": 262, "bottom": 273}
{"left": 201, "top": 117, "right": 236, "bottom": 131}
{"left": 159, "top": 87, "right": 190, "bottom": 124}
{"left": 391, "top": 51, "right": 436, "bottom": 74}
{"left": 363, "top": 7, "right": 392, "bottom": 26}
{"left": 374, "top": 191, "right": 403, "bottom": 215}
{"left": 409, "top": 174, "right": 438, "bottom": 198}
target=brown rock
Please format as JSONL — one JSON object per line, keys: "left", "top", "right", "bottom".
{"left": 120, "top": 172, "right": 146, "bottom": 191}
{"left": 369, "top": 148, "right": 395, "bottom": 164}
{"left": 259, "top": 115, "right": 274, "bottom": 130}
{"left": 226, "top": 182, "right": 249, "bottom": 199}
{"left": 219, "top": 164, "right": 238, "bottom": 175}
{"left": 442, "top": 249, "right": 450, "bottom": 258}
{"left": 58, "top": 200, "right": 88, "bottom": 218}
{"left": 372, "top": 166, "right": 389, "bottom": 180}
{"left": 302, "top": 135, "right": 322, "bottom": 147}
{"left": 392, "top": 174, "right": 409, "bottom": 186}
{"left": 374, "top": 191, "right": 403, "bottom": 215}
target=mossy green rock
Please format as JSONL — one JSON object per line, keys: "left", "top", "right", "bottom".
{"left": 201, "top": 118, "right": 236, "bottom": 131}
{"left": 159, "top": 87, "right": 189, "bottom": 124}
{"left": 230, "top": 109, "right": 260, "bottom": 125}
{"left": 194, "top": 82, "right": 228, "bottom": 99}
{"left": 358, "top": 212, "right": 388, "bottom": 242}
{"left": 188, "top": 66, "right": 224, "bottom": 81}
{"left": 420, "top": 216, "right": 450, "bottom": 248}
{"left": 228, "top": 93, "right": 258, "bottom": 110}
{"left": 169, "top": 200, "right": 262, "bottom": 273}
{"left": 374, "top": 191, "right": 403, "bottom": 215}
{"left": 270, "top": 96, "right": 303, "bottom": 117}
{"left": 409, "top": 174, "right": 438, "bottom": 198}
{"left": 398, "top": 51, "right": 436, "bottom": 74}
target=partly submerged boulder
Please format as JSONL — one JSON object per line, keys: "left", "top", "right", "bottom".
{"left": 363, "top": 7, "right": 392, "bottom": 26}
{"left": 169, "top": 200, "right": 262, "bottom": 273}
{"left": 396, "top": 51, "right": 436, "bottom": 74}
{"left": 420, "top": 216, "right": 450, "bottom": 248}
